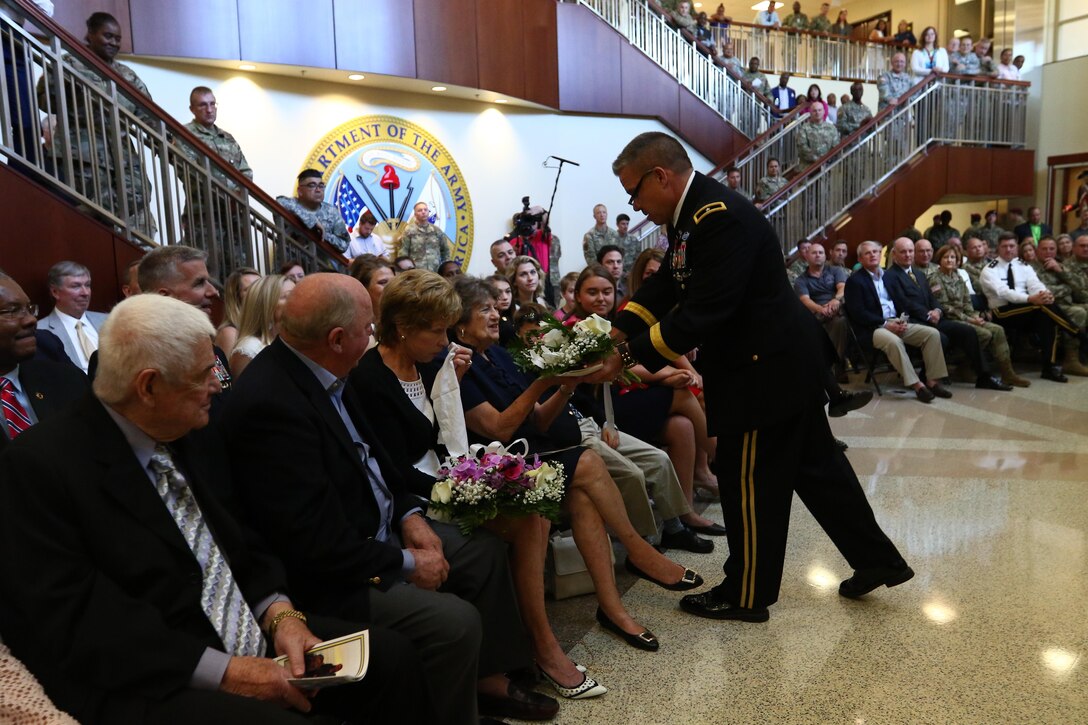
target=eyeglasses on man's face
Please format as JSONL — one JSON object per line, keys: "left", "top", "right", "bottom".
{"left": 0, "top": 303, "right": 38, "bottom": 319}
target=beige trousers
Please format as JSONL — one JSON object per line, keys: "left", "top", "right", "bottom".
{"left": 871, "top": 323, "right": 948, "bottom": 386}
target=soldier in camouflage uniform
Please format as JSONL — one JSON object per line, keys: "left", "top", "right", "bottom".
{"left": 1066, "top": 235, "right": 1088, "bottom": 299}
{"left": 397, "top": 201, "right": 452, "bottom": 273}
{"left": 796, "top": 103, "right": 838, "bottom": 170}
{"left": 182, "top": 87, "right": 254, "bottom": 276}
{"left": 955, "top": 37, "right": 981, "bottom": 76}
{"left": 782, "top": 2, "right": 808, "bottom": 30}
{"left": 755, "top": 158, "right": 787, "bottom": 202}
{"left": 835, "top": 82, "right": 873, "bottom": 139}
{"left": 930, "top": 245, "right": 1029, "bottom": 385}
{"left": 808, "top": 3, "right": 832, "bottom": 33}
{"left": 913, "top": 239, "right": 939, "bottom": 283}
{"left": 582, "top": 203, "right": 620, "bottom": 265}
{"left": 39, "top": 12, "right": 156, "bottom": 238}
{"left": 973, "top": 210, "right": 1006, "bottom": 251}
{"left": 961, "top": 236, "right": 991, "bottom": 290}
{"left": 877, "top": 52, "right": 913, "bottom": 110}
{"left": 615, "top": 214, "right": 642, "bottom": 271}
{"left": 724, "top": 166, "right": 752, "bottom": 201}
{"left": 276, "top": 169, "right": 351, "bottom": 254}
{"left": 719, "top": 41, "right": 744, "bottom": 81}
{"left": 741, "top": 57, "right": 771, "bottom": 94}
{"left": 1034, "top": 236, "right": 1088, "bottom": 374}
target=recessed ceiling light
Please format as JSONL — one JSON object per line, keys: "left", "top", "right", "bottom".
{"left": 348, "top": 73, "right": 365, "bottom": 81}
{"left": 431, "top": 86, "right": 447, "bottom": 92}
{"left": 238, "top": 63, "right": 256, "bottom": 71}
{"left": 495, "top": 99, "right": 508, "bottom": 104}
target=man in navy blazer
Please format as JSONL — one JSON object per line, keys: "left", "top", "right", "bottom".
{"left": 36, "top": 261, "right": 109, "bottom": 373}
{"left": 844, "top": 241, "right": 953, "bottom": 402}
{"left": 884, "top": 237, "right": 1011, "bottom": 390}
{"left": 770, "top": 72, "right": 797, "bottom": 112}
{"left": 219, "top": 274, "right": 553, "bottom": 724}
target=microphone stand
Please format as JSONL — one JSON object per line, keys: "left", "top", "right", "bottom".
{"left": 540, "top": 156, "right": 576, "bottom": 305}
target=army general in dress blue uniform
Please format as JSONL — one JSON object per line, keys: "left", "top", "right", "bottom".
{"left": 595, "top": 132, "right": 913, "bottom": 621}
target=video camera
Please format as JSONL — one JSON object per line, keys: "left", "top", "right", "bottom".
{"left": 509, "top": 196, "right": 545, "bottom": 240}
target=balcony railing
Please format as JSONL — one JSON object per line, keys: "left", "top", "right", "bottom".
{"left": 0, "top": 0, "right": 344, "bottom": 279}
{"left": 575, "top": 0, "right": 774, "bottom": 139}
{"left": 630, "top": 74, "right": 1029, "bottom": 253}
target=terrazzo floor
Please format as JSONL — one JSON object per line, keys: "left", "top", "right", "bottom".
{"left": 533, "top": 370, "right": 1088, "bottom": 724}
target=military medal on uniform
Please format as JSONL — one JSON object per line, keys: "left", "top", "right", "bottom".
{"left": 672, "top": 230, "right": 692, "bottom": 282}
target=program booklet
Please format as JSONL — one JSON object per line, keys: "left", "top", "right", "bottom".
{"left": 273, "top": 629, "right": 370, "bottom": 688}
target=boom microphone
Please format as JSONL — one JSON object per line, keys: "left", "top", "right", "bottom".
{"left": 549, "top": 155, "right": 581, "bottom": 166}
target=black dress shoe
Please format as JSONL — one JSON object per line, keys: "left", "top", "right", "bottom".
{"left": 976, "top": 375, "right": 1013, "bottom": 391}
{"left": 828, "top": 389, "right": 873, "bottom": 418}
{"left": 478, "top": 681, "right": 559, "bottom": 721}
{"left": 914, "top": 386, "right": 934, "bottom": 403}
{"left": 929, "top": 383, "right": 953, "bottom": 398}
{"left": 1042, "top": 365, "right": 1069, "bottom": 383}
{"left": 624, "top": 557, "right": 703, "bottom": 591}
{"left": 838, "top": 563, "right": 915, "bottom": 599}
{"left": 595, "top": 607, "right": 659, "bottom": 652}
{"left": 660, "top": 526, "right": 714, "bottom": 554}
{"left": 679, "top": 589, "right": 769, "bottom": 622}
{"left": 688, "top": 522, "right": 727, "bottom": 536}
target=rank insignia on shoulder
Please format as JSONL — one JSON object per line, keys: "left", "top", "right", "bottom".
{"left": 693, "top": 201, "right": 727, "bottom": 224}
{"left": 987, "top": 259, "right": 999, "bottom": 267}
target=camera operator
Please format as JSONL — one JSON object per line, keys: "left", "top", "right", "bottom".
{"left": 507, "top": 198, "right": 562, "bottom": 307}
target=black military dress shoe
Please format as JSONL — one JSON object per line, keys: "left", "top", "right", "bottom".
{"left": 976, "top": 375, "right": 1013, "bottom": 391}
{"left": 660, "top": 526, "right": 714, "bottom": 554}
{"left": 828, "top": 389, "right": 874, "bottom": 417}
{"left": 838, "top": 563, "right": 915, "bottom": 599}
{"left": 478, "top": 681, "right": 559, "bottom": 721}
{"left": 1042, "top": 365, "right": 1069, "bottom": 383}
{"left": 679, "top": 590, "right": 770, "bottom": 622}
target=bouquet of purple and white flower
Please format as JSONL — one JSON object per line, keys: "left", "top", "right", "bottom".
{"left": 428, "top": 441, "right": 566, "bottom": 535}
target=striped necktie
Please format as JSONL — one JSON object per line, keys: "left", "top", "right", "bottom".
{"left": 0, "top": 378, "right": 31, "bottom": 438}
{"left": 148, "top": 445, "right": 266, "bottom": 657}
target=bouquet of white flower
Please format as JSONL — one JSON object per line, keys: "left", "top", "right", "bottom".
{"left": 510, "top": 312, "right": 632, "bottom": 380}
{"left": 428, "top": 441, "right": 566, "bottom": 535}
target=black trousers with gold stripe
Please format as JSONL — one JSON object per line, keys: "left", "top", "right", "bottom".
{"left": 711, "top": 404, "right": 906, "bottom": 610}
{"left": 990, "top": 303, "right": 1081, "bottom": 365}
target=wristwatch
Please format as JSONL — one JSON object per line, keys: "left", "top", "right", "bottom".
{"left": 616, "top": 341, "right": 637, "bottom": 369}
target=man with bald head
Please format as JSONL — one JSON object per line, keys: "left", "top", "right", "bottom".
{"left": 878, "top": 53, "right": 912, "bottom": 110}
{"left": 219, "top": 274, "right": 553, "bottom": 723}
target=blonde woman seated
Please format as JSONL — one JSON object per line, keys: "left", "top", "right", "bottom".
{"left": 228, "top": 274, "right": 295, "bottom": 377}
{"left": 349, "top": 271, "right": 609, "bottom": 701}
{"left": 930, "top": 245, "right": 1029, "bottom": 387}
{"left": 214, "top": 266, "right": 260, "bottom": 355}
{"left": 451, "top": 277, "right": 703, "bottom": 673}
{"left": 506, "top": 255, "right": 549, "bottom": 310}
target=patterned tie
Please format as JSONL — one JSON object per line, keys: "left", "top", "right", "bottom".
{"left": 75, "top": 320, "right": 97, "bottom": 361}
{"left": 907, "top": 268, "right": 919, "bottom": 285}
{"left": 0, "top": 378, "right": 32, "bottom": 438}
{"left": 148, "top": 445, "right": 266, "bottom": 657}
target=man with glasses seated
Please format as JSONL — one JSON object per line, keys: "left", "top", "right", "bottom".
{"left": 0, "top": 271, "right": 88, "bottom": 453}
{"left": 276, "top": 169, "right": 350, "bottom": 253}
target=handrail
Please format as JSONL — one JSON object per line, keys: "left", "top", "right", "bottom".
{"left": 575, "top": 0, "right": 775, "bottom": 139}
{"left": 629, "top": 74, "right": 1029, "bottom": 251}
{"left": 708, "top": 18, "right": 912, "bottom": 82}
{"left": 0, "top": 0, "right": 346, "bottom": 279}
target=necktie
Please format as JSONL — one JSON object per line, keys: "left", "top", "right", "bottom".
{"left": 148, "top": 445, "right": 266, "bottom": 657}
{"left": 75, "top": 320, "right": 97, "bottom": 361}
{"left": 1006, "top": 264, "right": 1015, "bottom": 290}
{"left": 0, "top": 379, "right": 31, "bottom": 438}
{"left": 907, "top": 268, "right": 918, "bottom": 285}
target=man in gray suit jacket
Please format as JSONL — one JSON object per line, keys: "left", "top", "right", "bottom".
{"left": 35, "top": 261, "right": 108, "bottom": 373}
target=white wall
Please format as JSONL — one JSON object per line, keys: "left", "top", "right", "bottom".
{"left": 126, "top": 59, "right": 711, "bottom": 277}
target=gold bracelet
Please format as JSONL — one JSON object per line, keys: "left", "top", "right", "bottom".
{"left": 268, "top": 608, "right": 307, "bottom": 638}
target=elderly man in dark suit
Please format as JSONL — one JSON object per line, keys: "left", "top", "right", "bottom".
{"left": 884, "top": 237, "right": 1011, "bottom": 391}
{"left": 595, "top": 132, "right": 912, "bottom": 622}
{"left": 218, "top": 274, "right": 555, "bottom": 724}
{"left": 0, "top": 294, "right": 426, "bottom": 723}
{"left": 0, "top": 272, "right": 87, "bottom": 452}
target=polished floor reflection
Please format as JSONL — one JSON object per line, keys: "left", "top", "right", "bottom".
{"left": 539, "top": 375, "right": 1088, "bottom": 724}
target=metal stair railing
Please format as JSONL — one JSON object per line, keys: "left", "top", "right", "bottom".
{"left": 628, "top": 74, "right": 1029, "bottom": 253}
{"left": 709, "top": 105, "right": 806, "bottom": 200}
{"left": 575, "top": 0, "right": 774, "bottom": 139}
{"left": 761, "top": 74, "right": 1029, "bottom": 250}
{"left": 0, "top": 0, "right": 345, "bottom": 279}
{"left": 710, "top": 22, "right": 908, "bottom": 82}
